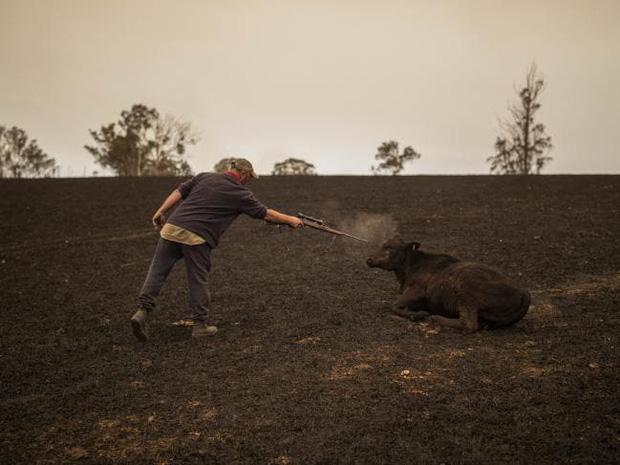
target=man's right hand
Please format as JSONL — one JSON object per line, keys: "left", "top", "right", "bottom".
{"left": 288, "top": 216, "right": 304, "bottom": 229}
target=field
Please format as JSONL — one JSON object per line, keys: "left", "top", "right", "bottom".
{"left": 1, "top": 175, "right": 619, "bottom": 465}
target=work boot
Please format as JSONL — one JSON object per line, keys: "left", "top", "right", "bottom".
{"left": 130, "top": 309, "right": 149, "bottom": 341}
{"left": 192, "top": 322, "right": 218, "bottom": 338}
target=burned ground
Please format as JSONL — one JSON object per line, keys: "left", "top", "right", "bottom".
{"left": 1, "top": 175, "right": 618, "bottom": 465}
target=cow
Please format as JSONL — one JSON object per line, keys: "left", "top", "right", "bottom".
{"left": 366, "top": 235, "right": 530, "bottom": 333}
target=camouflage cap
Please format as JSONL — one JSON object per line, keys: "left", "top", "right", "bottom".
{"left": 231, "top": 158, "right": 258, "bottom": 178}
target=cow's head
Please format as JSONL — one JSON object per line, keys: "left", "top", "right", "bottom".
{"left": 366, "top": 235, "right": 421, "bottom": 270}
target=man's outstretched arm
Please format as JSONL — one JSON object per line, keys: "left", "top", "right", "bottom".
{"left": 264, "top": 209, "right": 304, "bottom": 228}
{"left": 152, "top": 189, "right": 183, "bottom": 229}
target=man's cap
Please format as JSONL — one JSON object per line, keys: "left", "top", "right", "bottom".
{"left": 231, "top": 158, "right": 258, "bottom": 178}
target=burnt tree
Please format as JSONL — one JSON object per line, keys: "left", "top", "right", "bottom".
{"left": 488, "top": 64, "right": 553, "bottom": 175}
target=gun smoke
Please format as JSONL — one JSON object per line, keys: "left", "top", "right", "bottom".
{"left": 299, "top": 201, "right": 398, "bottom": 260}
{"left": 339, "top": 212, "right": 399, "bottom": 258}
{"left": 341, "top": 213, "right": 398, "bottom": 245}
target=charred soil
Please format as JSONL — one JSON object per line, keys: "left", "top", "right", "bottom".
{"left": 1, "top": 175, "right": 619, "bottom": 465}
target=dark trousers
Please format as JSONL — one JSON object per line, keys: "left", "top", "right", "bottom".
{"left": 138, "top": 238, "right": 212, "bottom": 322}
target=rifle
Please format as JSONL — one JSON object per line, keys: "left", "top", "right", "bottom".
{"left": 297, "top": 212, "right": 368, "bottom": 243}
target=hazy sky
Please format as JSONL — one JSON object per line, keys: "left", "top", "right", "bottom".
{"left": 1, "top": 0, "right": 619, "bottom": 175}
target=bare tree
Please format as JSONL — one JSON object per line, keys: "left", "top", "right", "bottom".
{"left": 0, "top": 126, "right": 7, "bottom": 177}
{"left": 487, "top": 63, "right": 553, "bottom": 175}
{"left": 371, "top": 140, "right": 421, "bottom": 175}
{"left": 0, "top": 125, "right": 57, "bottom": 178}
{"left": 272, "top": 158, "right": 316, "bottom": 175}
{"left": 146, "top": 114, "right": 197, "bottom": 176}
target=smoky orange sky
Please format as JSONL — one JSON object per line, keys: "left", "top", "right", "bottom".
{"left": 1, "top": 0, "right": 619, "bottom": 175}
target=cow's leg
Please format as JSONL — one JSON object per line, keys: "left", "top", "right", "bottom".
{"left": 429, "top": 315, "right": 465, "bottom": 329}
{"left": 461, "top": 306, "right": 480, "bottom": 333}
{"left": 392, "top": 308, "right": 430, "bottom": 321}
{"left": 430, "top": 306, "right": 479, "bottom": 333}
{"left": 392, "top": 286, "right": 428, "bottom": 321}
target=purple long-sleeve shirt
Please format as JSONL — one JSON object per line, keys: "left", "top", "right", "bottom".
{"left": 166, "top": 172, "right": 267, "bottom": 248}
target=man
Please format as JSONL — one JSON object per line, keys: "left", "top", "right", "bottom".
{"left": 130, "top": 158, "right": 303, "bottom": 341}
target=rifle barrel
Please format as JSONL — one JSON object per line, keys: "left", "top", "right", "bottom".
{"left": 301, "top": 219, "right": 368, "bottom": 243}
{"left": 341, "top": 232, "right": 369, "bottom": 243}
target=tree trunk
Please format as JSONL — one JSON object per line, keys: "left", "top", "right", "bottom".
{"left": 522, "top": 98, "right": 531, "bottom": 175}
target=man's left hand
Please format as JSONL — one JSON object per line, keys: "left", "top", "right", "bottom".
{"left": 152, "top": 211, "right": 166, "bottom": 230}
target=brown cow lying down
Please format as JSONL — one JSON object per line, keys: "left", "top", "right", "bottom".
{"left": 366, "top": 235, "right": 530, "bottom": 333}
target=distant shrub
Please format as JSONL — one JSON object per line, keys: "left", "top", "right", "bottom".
{"left": 213, "top": 157, "right": 238, "bottom": 173}
{"left": 272, "top": 158, "right": 316, "bottom": 175}
{"left": 371, "top": 140, "right": 421, "bottom": 175}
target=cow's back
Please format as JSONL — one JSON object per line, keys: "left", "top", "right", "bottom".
{"left": 428, "top": 261, "right": 530, "bottom": 326}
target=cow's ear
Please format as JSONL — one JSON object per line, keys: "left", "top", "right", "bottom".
{"left": 410, "top": 241, "right": 421, "bottom": 251}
